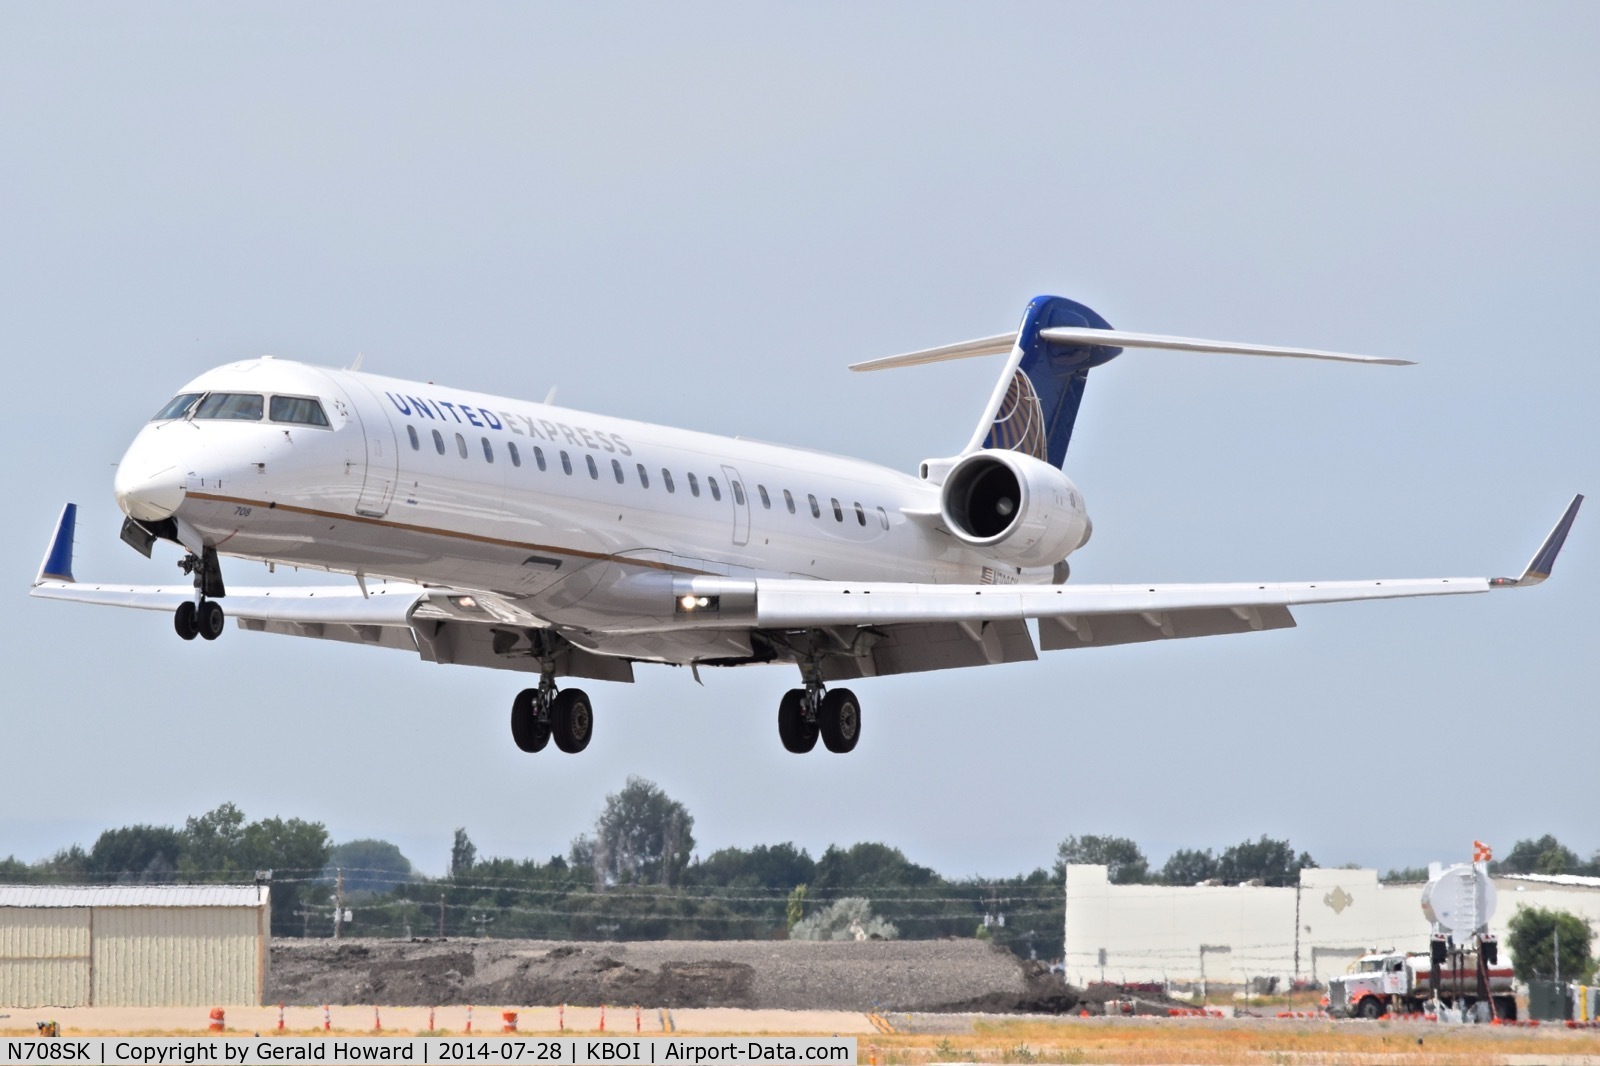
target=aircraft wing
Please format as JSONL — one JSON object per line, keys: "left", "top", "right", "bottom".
{"left": 29, "top": 504, "right": 633, "bottom": 681}
{"left": 706, "top": 494, "right": 1582, "bottom": 677}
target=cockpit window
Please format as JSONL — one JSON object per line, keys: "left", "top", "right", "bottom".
{"left": 193, "top": 393, "right": 264, "bottom": 421}
{"left": 151, "top": 393, "right": 202, "bottom": 421}
{"left": 269, "top": 395, "right": 330, "bottom": 427}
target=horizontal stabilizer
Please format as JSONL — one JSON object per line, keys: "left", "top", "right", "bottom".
{"left": 1036, "top": 327, "right": 1413, "bottom": 366}
{"left": 848, "top": 333, "right": 1016, "bottom": 372}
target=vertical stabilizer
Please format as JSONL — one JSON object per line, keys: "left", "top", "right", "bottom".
{"left": 970, "top": 295, "right": 1123, "bottom": 468}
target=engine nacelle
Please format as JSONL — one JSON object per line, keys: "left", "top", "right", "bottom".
{"left": 938, "top": 450, "right": 1091, "bottom": 568}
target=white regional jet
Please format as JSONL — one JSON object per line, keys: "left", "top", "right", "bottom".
{"left": 32, "top": 296, "right": 1582, "bottom": 756}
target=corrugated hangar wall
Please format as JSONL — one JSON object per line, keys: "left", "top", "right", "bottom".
{"left": 0, "top": 886, "right": 269, "bottom": 1007}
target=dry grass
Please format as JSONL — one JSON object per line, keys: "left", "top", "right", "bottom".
{"left": 858, "top": 1017, "right": 1600, "bottom": 1065}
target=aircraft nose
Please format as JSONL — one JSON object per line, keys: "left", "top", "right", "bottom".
{"left": 114, "top": 462, "right": 186, "bottom": 521}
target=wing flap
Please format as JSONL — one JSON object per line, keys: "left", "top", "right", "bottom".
{"left": 1036, "top": 604, "right": 1296, "bottom": 651}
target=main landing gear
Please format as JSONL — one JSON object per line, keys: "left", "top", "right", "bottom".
{"left": 778, "top": 681, "right": 860, "bottom": 754}
{"left": 173, "top": 548, "right": 226, "bottom": 641}
{"left": 510, "top": 676, "right": 593, "bottom": 755}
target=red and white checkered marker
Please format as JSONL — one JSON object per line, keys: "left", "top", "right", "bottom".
{"left": 1473, "top": 840, "right": 1493, "bottom": 863}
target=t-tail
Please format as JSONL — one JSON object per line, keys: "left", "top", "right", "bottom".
{"left": 849, "top": 294, "right": 1412, "bottom": 469}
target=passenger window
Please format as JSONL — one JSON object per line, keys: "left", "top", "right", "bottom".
{"left": 808, "top": 494, "right": 820, "bottom": 518}
{"left": 612, "top": 458, "right": 625, "bottom": 484}
{"left": 732, "top": 482, "right": 745, "bottom": 506}
{"left": 194, "top": 393, "right": 264, "bottom": 421}
{"left": 586, "top": 454, "right": 599, "bottom": 479}
{"left": 708, "top": 476, "right": 721, "bottom": 501}
{"left": 508, "top": 442, "right": 521, "bottom": 467}
{"left": 831, "top": 498, "right": 843, "bottom": 522}
{"left": 433, "top": 429, "right": 446, "bottom": 455}
{"left": 662, "top": 469, "right": 675, "bottom": 493}
{"left": 757, "top": 485, "right": 770, "bottom": 509}
{"left": 151, "top": 393, "right": 202, "bottom": 421}
{"left": 534, "top": 446, "right": 547, "bottom": 471}
{"left": 481, "top": 437, "right": 494, "bottom": 462}
{"left": 877, "top": 506, "right": 889, "bottom": 530}
{"left": 407, "top": 426, "right": 420, "bottom": 450}
{"left": 560, "top": 451, "right": 573, "bottom": 475}
{"left": 854, "top": 502, "right": 866, "bottom": 526}
{"left": 784, "top": 490, "right": 796, "bottom": 514}
{"left": 688, "top": 473, "right": 700, "bottom": 497}
{"left": 637, "top": 464, "right": 650, "bottom": 489}
{"left": 269, "top": 396, "right": 330, "bottom": 427}
{"left": 456, "top": 433, "right": 468, "bottom": 458}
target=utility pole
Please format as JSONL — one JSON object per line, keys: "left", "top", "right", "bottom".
{"left": 334, "top": 868, "right": 344, "bottom": 940}
{"left": 439, "top": 894, "right": 446, "bottom": 937}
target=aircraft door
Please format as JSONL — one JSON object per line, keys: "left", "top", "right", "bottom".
{"left": 722, "top": 464, "right": 750, "bottom": 547}
{"left": 346, "top": 379, "right": 400, "bottom": 518}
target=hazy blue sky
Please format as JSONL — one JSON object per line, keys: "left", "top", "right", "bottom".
{"left": 4, "top": 3, "right": 1595, "bottom": 883}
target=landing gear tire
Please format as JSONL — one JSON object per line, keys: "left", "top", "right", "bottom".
{"left": 819, "top": 688, "right": 861, "bottom": 753}
{"left": 174, "top": 601, "right": 199, "bottom": 641}
{"left": 551, "top": 688, "right": 593, "bottom": 754}
{"left": 1357, "top": 997, "right": 1384, "bottom": 1020}
{"left": 778, "top": 689, "right": 819, "bottom": 754}
{"left": 510, "top": 688, "right": 551, "bottom": 753}
{"left": 198, "top": 600, "right": 225, "bottom": 640}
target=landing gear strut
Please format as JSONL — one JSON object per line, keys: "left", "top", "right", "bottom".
{"left": 509, "top": 663, "right": 593, "bottom": 755}
{"left": 777, "top": 677, "right": 860, "bottom": 754}
{"left": 173, "top": 548, "right": 226, "bottom": 641}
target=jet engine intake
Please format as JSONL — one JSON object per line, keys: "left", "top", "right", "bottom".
{"left": 938, "top": 450, "right": 1091, "bottom": 568}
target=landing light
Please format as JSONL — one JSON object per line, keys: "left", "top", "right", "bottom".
{"left": 677, "top": 594, "right": 716, "bottom": 612}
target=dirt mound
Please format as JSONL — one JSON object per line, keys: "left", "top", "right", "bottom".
{"left": 271, "top": 938, "right": 1071, "bottom": 1013}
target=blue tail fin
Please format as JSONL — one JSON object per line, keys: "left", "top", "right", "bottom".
{"left": 980, "top": 296, "right": 1123, "bottom": 468}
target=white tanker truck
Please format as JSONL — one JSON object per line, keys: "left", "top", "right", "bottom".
{"left": 1326, "top": 946, "right": 1516, "bottom": 1019}
{"left": 1327, "top": 860, "right": 1516, "bottom": 1020}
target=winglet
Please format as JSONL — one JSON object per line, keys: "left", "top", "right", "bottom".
{"left": 1490, "top": 494, "right": 1583, "bottom": 588}
{"left": 37, "top": 503, "right": 78, "bottom": 584}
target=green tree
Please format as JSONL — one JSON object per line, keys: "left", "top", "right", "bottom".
{"left": 1215, "top": 836, "right": 1315, "bottom": 887}
{"left": 326, "top": 839, "right": 414, "bottom": 894}
{"left": 0, "top": 856, "right": 30, "bottom": 882}
{"left": 89, "top": 824, "right": 182, "bottom": 883}
{"left": 1055, "top": 835, "right": 1150, "bottom": 884}
{"left": 689, "top": 843, "right": 815, "bottom": 891}
{"left": 450, "top": 829, "right": 477, "bottom": 878}
{"left": 592, "top": 777, "right": 695, "bottom": 887}
{"left": 1507, "top": 905, "right": 1594, "bottom": 983}
{"left": 786, "top": 884, "right": 808, "bottom": 932}
{"left": 812, "top": 843, "right": 937, "bottom": 894}
{"left": 1494, "top": 835, "right": 1583, "bottom": 877}
{"left": 36, "top": 846, "right": 91, "bottom": 882}
{"left": 1381, "top": 866, "right": 1430, "bottom": 884}
{"left": 1160, "top": 848, "right": 1217, "bottom": 885}
{"left": 179, "top": 803, "right": 248, "bottom": 879}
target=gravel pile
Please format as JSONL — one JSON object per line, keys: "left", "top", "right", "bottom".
{"left": 271, "top": 938, "right": 1069, "bottom": 1013}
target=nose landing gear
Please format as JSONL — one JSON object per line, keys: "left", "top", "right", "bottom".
{"left": 173, "top": 548, "right": 226, "bottom": 641}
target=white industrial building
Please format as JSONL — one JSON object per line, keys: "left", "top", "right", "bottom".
{"left": 1063, "top": 865, "right": 1600, "bottom": 988}
{"left": 0, "top": 885, "right": 270, "bottom": 1007}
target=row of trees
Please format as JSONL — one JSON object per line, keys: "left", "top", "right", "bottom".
{"left": 2, "top": 780, "right": 1594, "bottom": 970}
{"left": 0, "top": 802, "right": 331, "bottom": 938}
